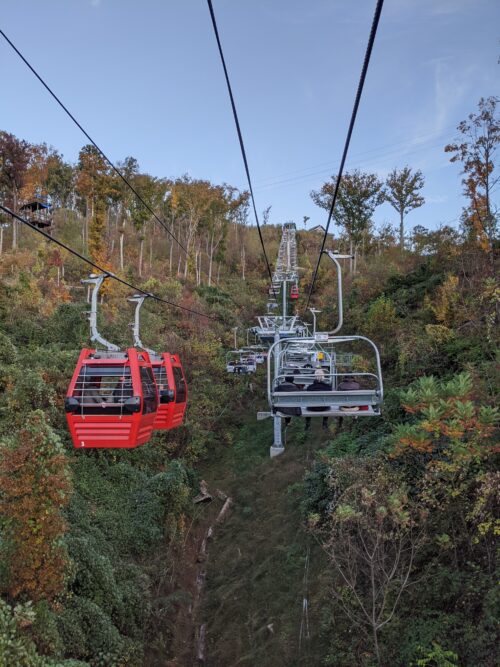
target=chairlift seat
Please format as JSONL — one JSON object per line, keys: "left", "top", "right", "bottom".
{"left": 272, "top": 388, "right": 381, "bottom": 417}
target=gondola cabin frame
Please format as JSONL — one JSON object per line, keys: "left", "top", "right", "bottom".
{"left": 65, "top": 347, "right": 158, "bottom": 448}
{"left": 151, "top": 353, "right": 188, "bottom": 430}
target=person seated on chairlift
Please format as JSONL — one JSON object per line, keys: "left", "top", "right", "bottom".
{"left": 305, "top": 368, "right": 331, "bottom": 431}
{"left": 337, "top": 375, "right": 361, "bottom": 415}
{"left": 275, "top": 375, "right": 301, "bottom": 425}
{"left": 337, "top": 376, "right": 361, "bottom": 391}
{"left": 85, "top": 378, "right": 106, "bottom": 404}
{"left": 113, "top": 376, "right": 133, "bottom": 403}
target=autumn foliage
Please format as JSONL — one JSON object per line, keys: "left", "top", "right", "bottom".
{"left": 0, "top": 411, "right": 72, "bottom": 604}
{"left": 392, "top": 373, "right": 498, "bottom": 457}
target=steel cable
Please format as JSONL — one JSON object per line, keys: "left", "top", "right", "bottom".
{"left": 205, "top": 0, "right": 278, "bottom": 301}
{"left": 0, "top": 29, "right": 188, "bottom": 255}
{"left": 0, "top": 204, "right": 219, "bottom": 321}
{"left": 304, "top": 0, "right": 384, "bottom": 312}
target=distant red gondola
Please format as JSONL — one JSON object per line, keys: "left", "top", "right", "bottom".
{"left": 65, "top": 348, "right": 158, "bottom": 448}
{"left": 290, "top": 285, "right": 299, "bottom": 299}
{"left": 151, "top": 353, "right": 188, "bottom": 430}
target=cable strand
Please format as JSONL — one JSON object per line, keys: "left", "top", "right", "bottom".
{"left": 304, "top": 0, "right": 384, "bottom": 312}
{"left": 0, "top": 204, "right": 219, "bottom": 321}
{"left": 205, "top": 0, "right": 278, "bottom": 301}
{"left": 0, "top": 29, "right": 188, "bottom": 255}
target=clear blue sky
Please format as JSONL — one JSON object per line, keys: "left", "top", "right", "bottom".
{"left": 1, "top": 0, "right": 498, "bottom": 234}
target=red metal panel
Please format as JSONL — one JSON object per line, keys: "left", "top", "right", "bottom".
{"left": 65, "top": 347, "right": 157, "bottom": 449}
{"left": 70, "top": 418, "right": 134, "bottom": 448}
{"left": 151, "top": 353, "right": 187, "bottom": 431}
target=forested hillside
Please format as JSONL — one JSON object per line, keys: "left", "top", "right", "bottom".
{"left": 0, "top": 96, "right": 498, "bottom": 667}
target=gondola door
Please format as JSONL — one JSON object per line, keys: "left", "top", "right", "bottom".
{"left": 152, "top": 353, "right": 187, "bottom": 430}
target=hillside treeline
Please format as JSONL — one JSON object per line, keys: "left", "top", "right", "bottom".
{"left": 0, "top": 97, "right": 497, "bottom": 666}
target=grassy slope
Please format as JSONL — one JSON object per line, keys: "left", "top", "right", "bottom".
{"left": 198, "top": 416, "right": 334, "bottom": 667}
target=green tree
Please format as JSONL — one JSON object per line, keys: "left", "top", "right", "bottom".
{"left": 45, "top": 152, "right": 74, "bottom": 209}
{"left": 0, "top": 411, "right": 72, "bottom": 604}
{"left": 0, "top": 132, "right": 32, "bottom": 249}
{"left": 311, "top": 170, "right": 384, "bottom": 272}
{"left": 75, "top": 145, "right": 115, "bottom": 262}
{"left": 445, "top": 96, "right": 499, "bottom": 253}
{"left": 129, "top": 174, "right": 163, "bottom": 278}
{"left": 385, "top": 166, "right": 425, "bottom": 251}
{"left": 315, "top": 459, "right": 425, "bottom": 666}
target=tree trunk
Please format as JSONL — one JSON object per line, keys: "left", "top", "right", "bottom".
{"left": 138, "top": 238, "right": 144, "bottom": 277}
{"left": 11, "top": 189, "right": 18, "bottom": 250}
{"left": 119, "top": 233, "right": 124, "bottom": 271}
{"left": 400, "top": 210, "right": 404, "bottom": 252}
{"left": 0, "top": 226, "right": 4, "bottom": 255}
{"left": 241, "top": 244, "right": 246, "bottom": 280}
{"left": 195, "top": 248, "right": 201, "bottom": 285}
{"left": 372, "top": 625, "right": 381, "bottom": 667}
{"left": 349, "top": 238, "right": 354, "bottom": 274}
{"left": 169, "top": 242, "right": 173, "bottom": 277}
{"left": 208, "top": 232, "right": 215, "bottom": 286}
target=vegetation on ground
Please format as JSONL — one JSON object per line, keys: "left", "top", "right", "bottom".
{"left": 0, "top": 96, "right": 498, "bottom": 665}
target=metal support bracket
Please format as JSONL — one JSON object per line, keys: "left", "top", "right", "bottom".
{"left": 128, "top": 293, "right": 156, "bottom": 355}
{"left": 81, "top": 274, "right": 120, "bottom": 351}
{"left": 323, "top": 250, "right": 353, "bottom": 334}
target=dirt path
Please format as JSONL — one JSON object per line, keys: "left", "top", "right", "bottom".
{"left": 152, "top": 418, "right": 332, "bottom": 667}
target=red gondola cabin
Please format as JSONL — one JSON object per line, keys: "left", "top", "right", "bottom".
{"left": 150, "top": 353, "right": 188, "bottom": 430}
{"left": 65, "top": 348, "right": 158, "bottom": 448}
{"left": 290, "top": 285, "right": 299, "bottom": 300}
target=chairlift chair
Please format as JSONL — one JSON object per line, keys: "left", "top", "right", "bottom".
{"left": 258, "top": 251, "right": 384, "bottom": 424}
{"left": 252, "top": 315, "right": 309, "bottom": 345}
{"left": 249, "top": 345, "right": 267, "bottom": 364}
{"left": 266, "top": 335, "right": 383, "bottom": 419}
{"left": 226, "top": 350, "right": 257, "bottom": 374}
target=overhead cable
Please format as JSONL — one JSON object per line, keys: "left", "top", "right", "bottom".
{"left": 205, "top": 0, "right": 278, "bottom": 300}
{"left": 304, "top": 0, "right": 385, "bottom": 312}
{"left": 0, "top": 204, "right": 219, "bottom": 321}
{"left": 0, "top": 29, "right": 188, "bottom": 255}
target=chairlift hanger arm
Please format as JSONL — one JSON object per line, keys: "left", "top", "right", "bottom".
{"left": 323, "top": 250, "right": 353, "bottom": 334}
{"left": 82, "top": 274, "right": 120, "bottom": 352}
{"left": 128, "top": 293, "right": 156, "bottom": 356}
